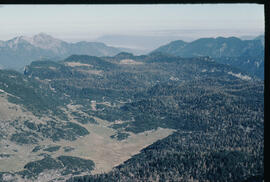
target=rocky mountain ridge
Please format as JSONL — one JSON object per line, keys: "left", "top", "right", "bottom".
{"left": 0, "top": 33, "right": 123, "bottom": 71}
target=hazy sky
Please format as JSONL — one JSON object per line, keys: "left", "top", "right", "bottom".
{"left": 0, "top": 4, "right": 264, "bottom": 42}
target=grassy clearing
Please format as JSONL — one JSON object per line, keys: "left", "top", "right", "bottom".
{"left": 0, "top": 101, "right": 174, "bottom": 176}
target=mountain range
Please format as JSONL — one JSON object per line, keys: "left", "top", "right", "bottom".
{"left": 0, "top": 33, "right": 132, "bottom": 71}
{"left": 152, "top": 35, "right": 264, "bottom": 79}
{"left": 0, "top": 33, "right": 264, "bottom": 80}
{"left": 152, "top": 35, "right": 264, "bottom": 57}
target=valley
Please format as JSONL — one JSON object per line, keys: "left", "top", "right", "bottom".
{"left": 0, "top": 35, "right": 264, "bottom": 182}
{"left": 0, "top": 3, "right": 265, "bottom": 182}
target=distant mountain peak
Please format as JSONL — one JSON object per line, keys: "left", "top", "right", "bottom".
{"left": 8, "top": 33, "right": 65, "bottom": 53}
{"left": 0, "top": 34, "right": 125, "bottom": 71}
{"left": 32, "top": 32, "right": 62, "bottom": 42}
{"left": 6, "top": 35, "right": 31, "bottom": 48}
{"left": 32, "top": 33, "right": 63, "bottom": 49}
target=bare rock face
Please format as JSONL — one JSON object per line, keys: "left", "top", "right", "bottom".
{"left": 0, "top": 33, "right": 122, "bottom": 71}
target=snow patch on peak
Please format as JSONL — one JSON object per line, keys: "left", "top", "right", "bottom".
{"left": 8, "top": 33, "right": 65, "bottom": 52}
{"left": 228, "top": 71, "right": 251, "bottom": 81}
{"left": 10, "top": 33, "right": 68, "bottom": 54}
{"left": 7, "top": 36, "right": 30, "bottom": 48}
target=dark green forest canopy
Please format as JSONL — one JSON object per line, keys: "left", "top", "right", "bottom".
{"left": 0, "top": 51, "right": 264, "bottom": 181}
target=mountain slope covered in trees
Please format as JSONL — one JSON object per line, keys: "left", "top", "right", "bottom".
{"left": 69, "top": 77, "right": 264, "bottom": 182}
{"left": 0, "top": 52, "right": 264, "bottom": 181}
{"left": 152, "top": 36, "right": 264, "bottom": 79}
